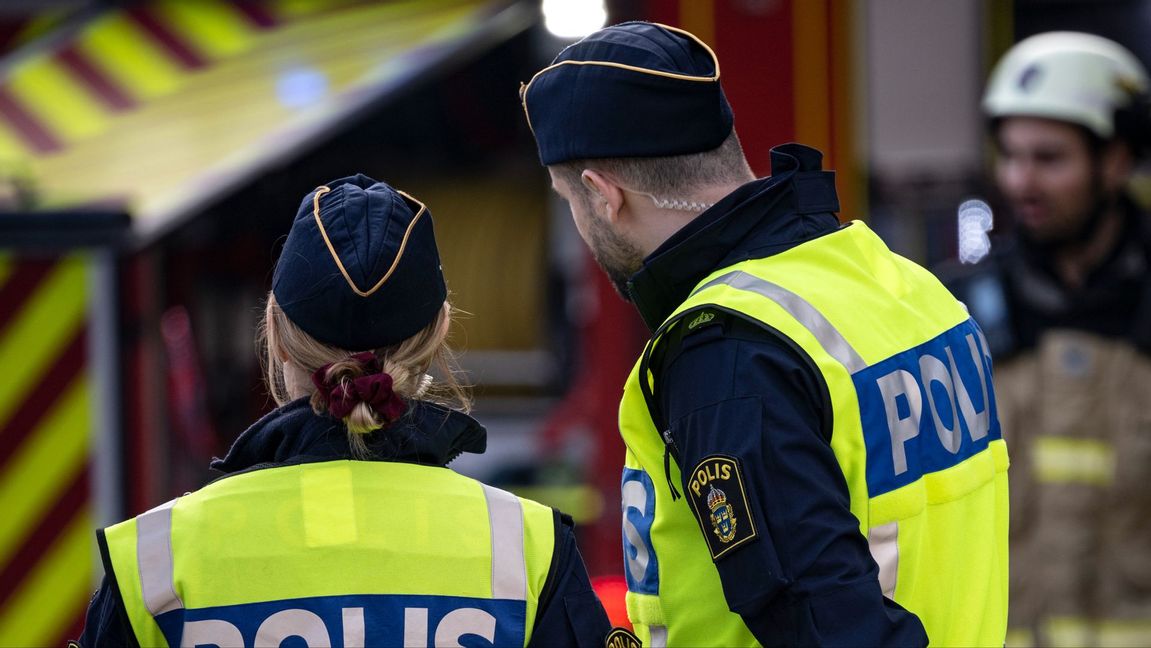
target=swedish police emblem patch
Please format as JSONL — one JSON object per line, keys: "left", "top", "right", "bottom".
{"left": 605, "top": 627, "right": 641, "bottom": 648}
{"left": 707, "top": 485, "right": 737, "bottom": 542}
{"left": 687, "top": 455, "right": 757, "bottom": 559}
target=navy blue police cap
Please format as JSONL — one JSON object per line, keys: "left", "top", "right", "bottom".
{"left": 272, "top": 174, "right": 447, "bottom": 351}
{"left": 521, "top": 21, "right": 733, "bottom": 165}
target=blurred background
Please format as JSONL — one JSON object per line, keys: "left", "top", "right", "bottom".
{"left": 0, "top": 0, "right": 1148, "bottom": 641}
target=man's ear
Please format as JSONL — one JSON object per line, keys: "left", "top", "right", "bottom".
{"left": 1101, "top": 141, "right": 1135, "bottom": 193}
{"left": 581, "top": 169, "right": 626, "bottom": 223}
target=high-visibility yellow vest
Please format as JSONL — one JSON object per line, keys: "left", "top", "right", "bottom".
{"left": 619, "top": 221, "right": 1010, "bottom": 647}
{"left": 102, "top": 460, "right": 557, "bottom": 647}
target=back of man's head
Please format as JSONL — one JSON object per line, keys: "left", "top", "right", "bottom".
{"left": 983, "top": 31, "right": 1151, "bottom": 155}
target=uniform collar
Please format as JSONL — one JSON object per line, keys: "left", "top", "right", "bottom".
{"left": 627, "top": 143, "right": 841, "bottom": 330}
{"left": 210, "top": 398, "right": 487, "bottom": 474}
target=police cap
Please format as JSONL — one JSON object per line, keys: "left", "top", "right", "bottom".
{"left": 521, "top": 21, "right": 734, "bottom": 165}
{"left": 272, "top": 174, "right": 447, "bottom": 350}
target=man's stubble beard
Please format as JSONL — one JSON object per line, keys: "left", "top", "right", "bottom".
{"left": 586, "top": 217, "right": 645, "bottom": 301}
{"left": 1018, "top": 168, "right": 1116, "bottom": 255}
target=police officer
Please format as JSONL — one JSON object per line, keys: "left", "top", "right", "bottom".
{"left": 521, "top": 22, "right": 1008, "bottom": 646}
{"left": 942, "top": 32, "right": 1151, "bottom": 647}
{"left": 77, "top": 175, "right": 611, "bottom": 647}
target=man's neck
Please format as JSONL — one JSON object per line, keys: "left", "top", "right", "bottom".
{"left": 636, "top": 181, "right": 750, "bottom": 256}
{"left": 1053, "top": 202, "right": 1125, "bottom": 289}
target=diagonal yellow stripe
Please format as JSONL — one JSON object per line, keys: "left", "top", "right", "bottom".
{"left": 0, "top": 119, "right": 33, "bottom": 160}
{"left": 0, "top": 256, "right": 87, "bottom": 429}
{"left": 7, "top": 57, "right": 110, "bottom": 144}
{"left": 273, "top": 0, "right": 359, "bottom": 20}
{"left": 78, "top": 13, "right": 185, "bottom": 101}
{"left": 27, "top": 0, "right": 478, "bottom": 218}
{"left": 154, "top": 0, "right": 258, "bottom": 61}
{"left": 0, "top": 511, "right": 93, "bottom": 647}
{"left": 0, "top": 376, "right": 91, "bottom": 571}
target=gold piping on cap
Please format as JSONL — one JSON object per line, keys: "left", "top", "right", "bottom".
{"left": 311, "top": 185, "right": 430, "bottom": 298}
{"left": 519, "top": 23, "right": 722, "bottom": 136}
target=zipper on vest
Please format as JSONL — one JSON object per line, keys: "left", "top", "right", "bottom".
{"left": 661, "top": 429, "right": 682, "bottom": 500}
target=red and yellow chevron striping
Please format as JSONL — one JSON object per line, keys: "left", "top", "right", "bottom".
{"left": 0, "top": 254, "right": 92, "bottom": 647}
{"left": 0, "top": 0, "right": 278, "bottom": 159}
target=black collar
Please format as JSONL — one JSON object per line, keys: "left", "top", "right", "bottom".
{"left": 210, "top": 398, "right": 487, "bottom": 475}
{"left": 1014, "top": 194, "right": 1151, "bottom": 290}
{"left": 627, "top": 143, "right": 841, "bottom": 330}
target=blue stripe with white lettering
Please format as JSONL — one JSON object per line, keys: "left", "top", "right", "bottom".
{"left": 691, "top": 270, "right": 1000, "bottom": 498}
{"left": 852, "top": 319, "right": 1000, "bottom": 497}
{"left": 156, "top": 593, "right": 527, "bottom": 647}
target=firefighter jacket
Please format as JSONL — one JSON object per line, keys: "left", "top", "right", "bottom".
{"left": 942, "top": 197, "right": 1151, "bottom": 647}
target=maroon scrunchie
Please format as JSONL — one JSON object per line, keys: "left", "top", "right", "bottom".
{"left": 311, "top": 352, "right": 407, "bottom": 423}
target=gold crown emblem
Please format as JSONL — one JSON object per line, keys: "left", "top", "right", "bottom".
{"left": 707, "top": 485, "right": 727, "bottom": 510}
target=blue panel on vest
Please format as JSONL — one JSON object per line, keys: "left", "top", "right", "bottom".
{"left": 621, "top": 468, "right": 660, "bottom": 595}
{"left": 156, "top": 594, "right": 526, "bottom": 648}
{"left": 852, "top": 318, "right": 1001, "bottom": 497}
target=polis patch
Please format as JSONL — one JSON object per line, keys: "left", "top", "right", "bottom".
{"left": 605, "top": 627, "right": 641, "bottom": 648}
{"left": 686, "top": 455, "right": 757, "bottom": 560}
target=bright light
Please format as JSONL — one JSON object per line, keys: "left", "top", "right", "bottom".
{"left": 276, "top": 67, "right": 328, "bottom": 109}
{"left": 957, "top": 199, "right": 993, "bottom": 264}
{"left": 543, "top": 0, "right": 607, "bottom": 39}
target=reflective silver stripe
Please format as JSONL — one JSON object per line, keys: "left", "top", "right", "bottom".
{"left": 136, "top": 498, "right": 184, "bottom": 616}
{"left": 481, "top": 484, "right": 527, "bottom": 601}
{"left": 868, "top": 521, "right": 899, "bottom": 599}
{"left": 694, "top": 271, "right": 868, "bottom": 374}
{"left": 648, "top": 625, "right": 668, "bottom": 647}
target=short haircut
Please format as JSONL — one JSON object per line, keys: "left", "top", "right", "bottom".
{"left": 550, "top": 130, "right": 752, "bottom": 203}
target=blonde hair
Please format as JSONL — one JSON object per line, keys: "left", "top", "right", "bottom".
{"left": 258, "top": 292, "right": 471, "bottom": 458}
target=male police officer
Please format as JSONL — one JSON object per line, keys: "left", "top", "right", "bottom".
{"left": 522, "top": 22, "right": 1009, "bottom": 646}
{"left": 943, "top": 32, "right": 1151, "bottom": 646}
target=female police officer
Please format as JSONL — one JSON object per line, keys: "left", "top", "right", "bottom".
{"left": 77, "top": 175, "right": 610, "bottom": 647}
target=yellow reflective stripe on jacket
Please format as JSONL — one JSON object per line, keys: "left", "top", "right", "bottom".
{"left": 1033, "top": 437, "right": 1115, "bottom": 485}
{"left": 619, "top": 222, "right": 1009, "bottom": 647}
{"left": 1046, "top": 616, "right": 1151, "bottom": 647}
{"left": 1007, "top": 615, "right": 1151, "bottom": 647}
{"left": 104, "top": 461, "right": 555, "bottom": 647}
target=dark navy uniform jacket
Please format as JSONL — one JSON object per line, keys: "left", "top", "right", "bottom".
{"left": 77, "top": 399, "right": 610, "bottom": 647}
{"left": 626, "top": 145, "right": 928, "bottom": 646}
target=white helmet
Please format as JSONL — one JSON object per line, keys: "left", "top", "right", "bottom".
{"left": 983, "top": 31, "right": 1149, "bottom": 139}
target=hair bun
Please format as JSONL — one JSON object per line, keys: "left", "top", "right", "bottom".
{"left": 310, "top": 352, "right": 407, "bottom": 423}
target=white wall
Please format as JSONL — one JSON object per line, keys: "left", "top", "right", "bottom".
{"left": 867, "top": 0, "right": 984, "bottom": 178}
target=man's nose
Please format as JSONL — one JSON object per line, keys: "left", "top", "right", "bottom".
{"left": 1000, "top": 159, "right": 1035, "bottom": 194}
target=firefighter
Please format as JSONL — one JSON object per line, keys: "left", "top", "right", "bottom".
{"left": 77, "top": 175, "right": 610, "bottom": 647}
{"left": 521, "top": 22, "right": 1008, "bottom": 646}
{"left": 941, "top": 32, "right": 1151, "bottom": 647}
